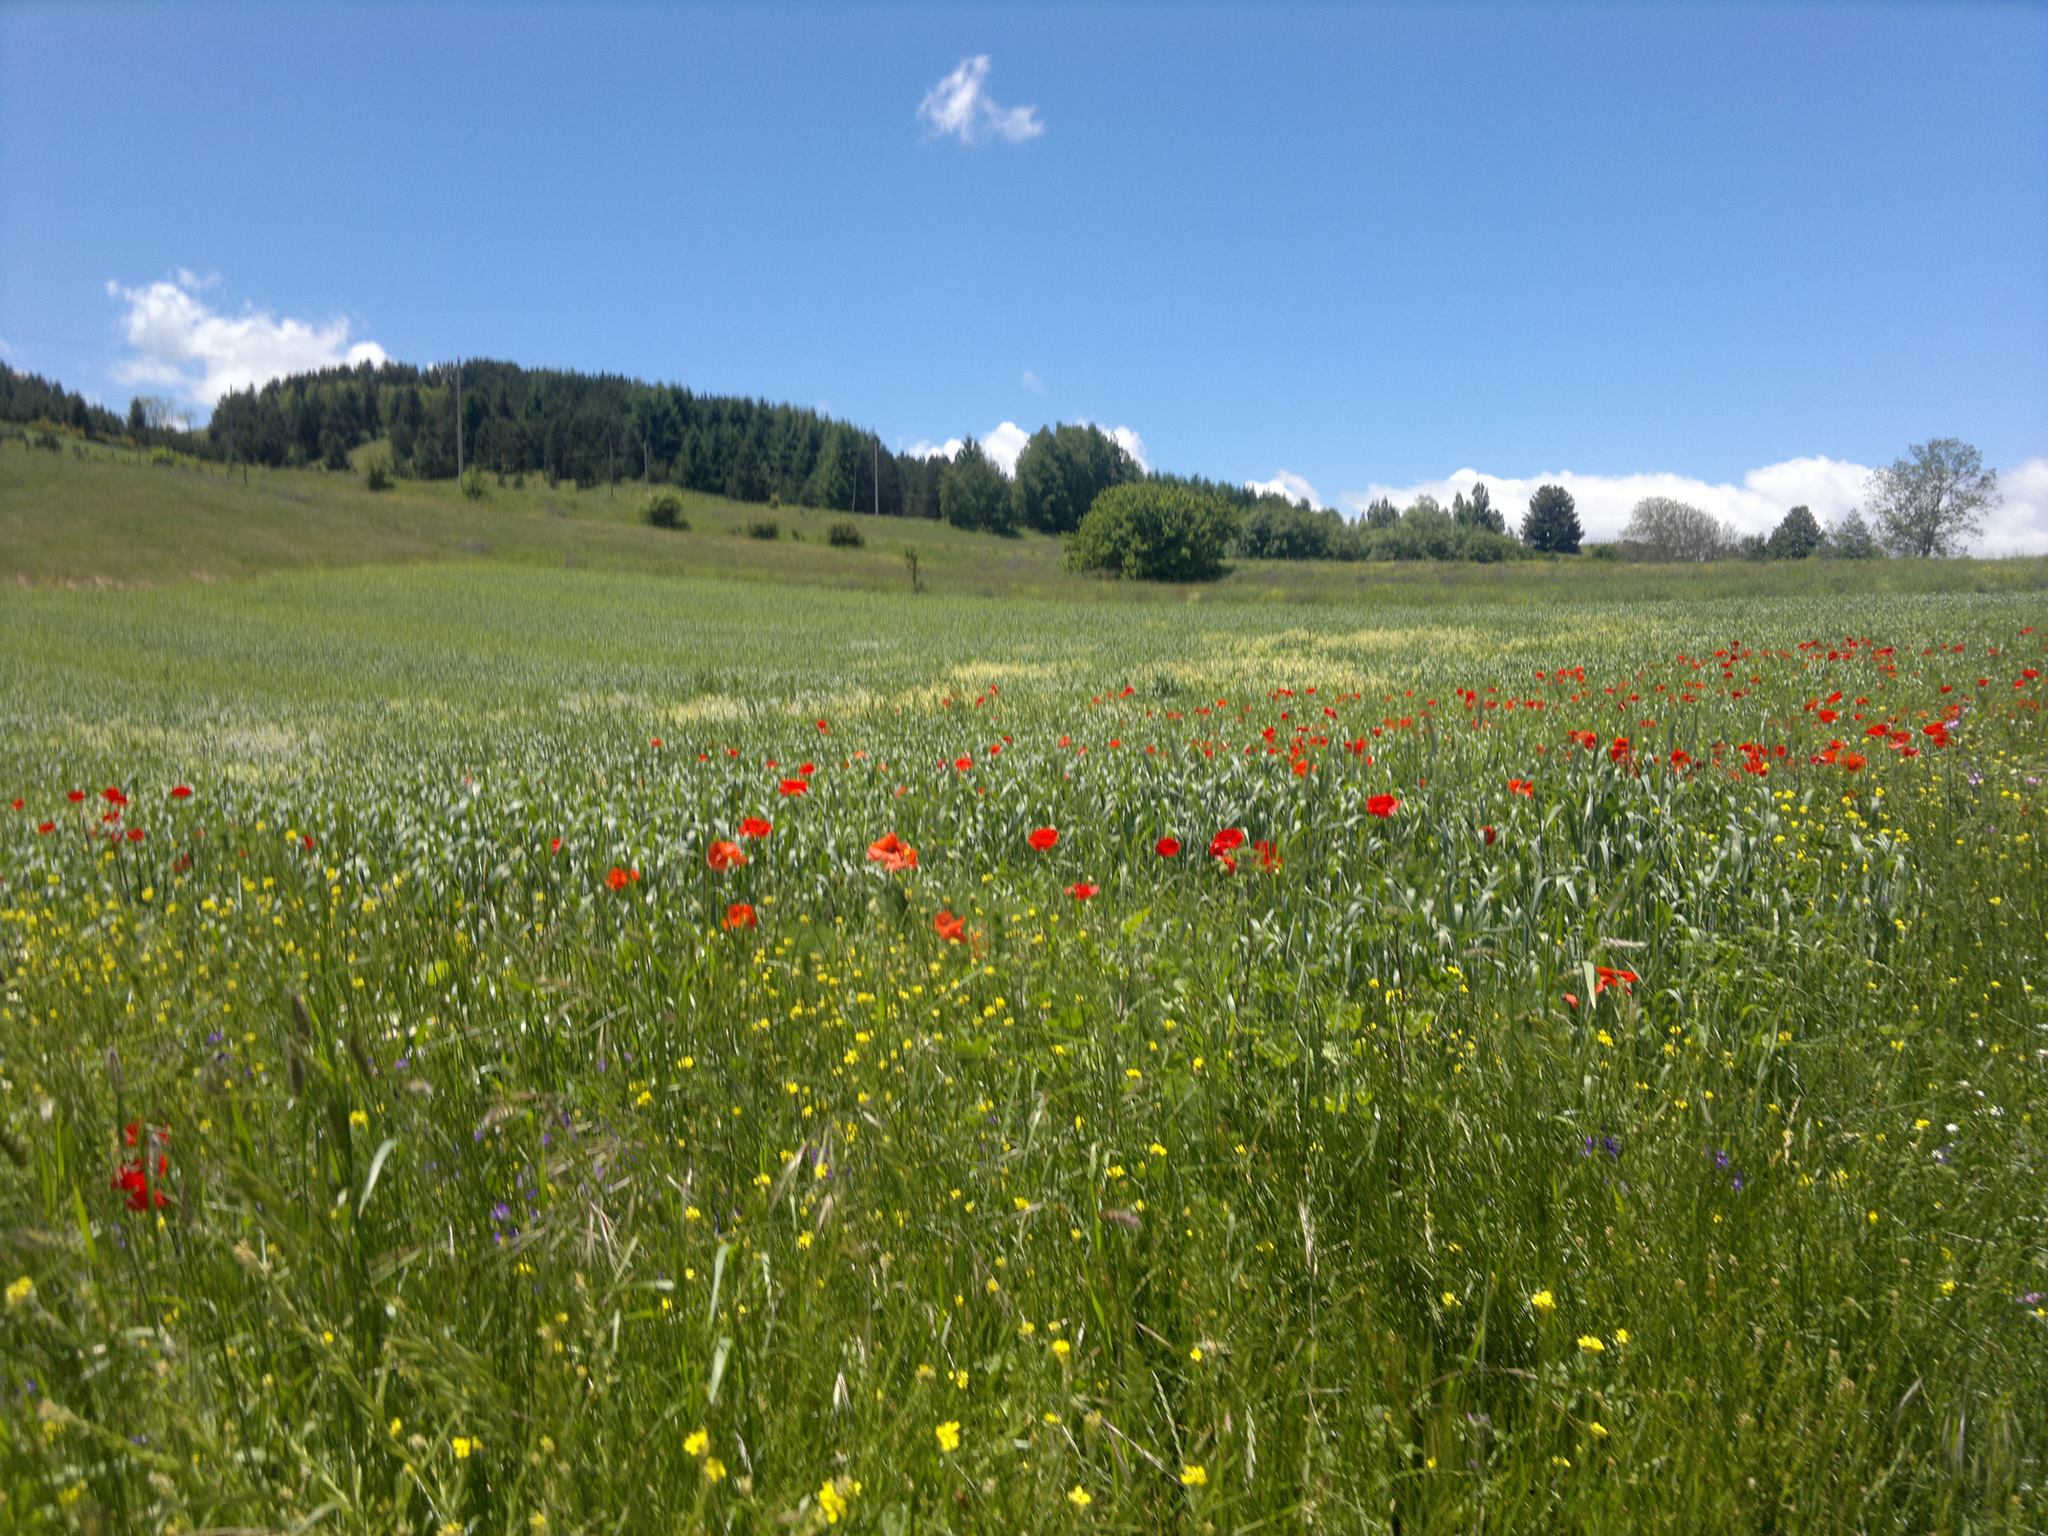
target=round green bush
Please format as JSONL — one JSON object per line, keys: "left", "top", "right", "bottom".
{"left": 1067, "top": 483, "right": 1238, "bottom": 582}
{"left": 645, "top": 489, "right": 688, "bottom": 530}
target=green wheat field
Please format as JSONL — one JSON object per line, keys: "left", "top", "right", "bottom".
{"left": 2, "top": 444, "right": 2045, "bottom": 1533}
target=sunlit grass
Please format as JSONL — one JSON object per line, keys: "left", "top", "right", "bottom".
{"left": 0, "top": 548, "right": 2043, "bottom": 1531}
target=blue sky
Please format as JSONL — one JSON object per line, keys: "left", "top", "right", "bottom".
{"left": 4, "top": 1, "right": 2046, "bottom": 545}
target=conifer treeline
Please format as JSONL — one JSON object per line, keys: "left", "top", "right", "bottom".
{"left": 0, "top": 364, "right": 127, "bottom": 439}
{"left": 204, "top": 359, "right": 962, "bottom": 517}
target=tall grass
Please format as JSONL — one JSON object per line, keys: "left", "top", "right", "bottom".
{"left": 0, "top": 563, "right": 2042, "bottom": 1531}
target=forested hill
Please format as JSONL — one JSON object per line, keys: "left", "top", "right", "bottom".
{"left": 198, "top": 358, "right": 955, "bottom": 515}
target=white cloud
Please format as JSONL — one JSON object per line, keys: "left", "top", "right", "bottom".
{"left": 1105, "top": 424, "right": 1148, "bottom": 472}
{"left": 1981, "top": 458, "right": 2048, "bottom": 555}
{"left": 0, "top": 335, "right": 14, "bottom": 358}
{"left": 1336, "top": 455, "right": 2048, "bottom": 555}
{"left": 1247, "top": 469, "right": 1325, "bottom": 508}
{"left": 105, "top": 271, "right": 387, "bottom": 412}
{"left": 1021, "top": 368, "right": 1044, "bottom": 393}
{"left": 982, "top": 420, "right": 1030, "bottom": 476}
{"left": 917, "top": 56, "right": 1044, "bottom": 145}
{"left": 905, "top": 418, "right": 1149, "bottom": 477}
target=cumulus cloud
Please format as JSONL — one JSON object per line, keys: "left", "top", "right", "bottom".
{"left": 1336, "top": 455, "right": 2048, "bottom": 555}
{"left": 1104, "top": 424, "right": 1149, "bottom": 472}
{"left": 1247, "top": 469, "right": 1325, "bottom": 508}
{"left": 106, "top": 271, "right": 387, "bottom": 412}
{"left": 981, "top": 420, "right": 1031, "bottom": 475}
{"left": 917, "top": 56, "right": 1044, "bottom": 145}
{"left": 1981, "top": 458, "right": 2048, "bottom": 555}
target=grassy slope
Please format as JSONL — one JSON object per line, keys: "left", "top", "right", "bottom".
{"left": 7, "top": 435, "right": 2047, "bottom": 604}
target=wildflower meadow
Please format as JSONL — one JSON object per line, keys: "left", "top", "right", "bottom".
{"left": 1, "top": 566, "right": 2043, "bottom": 1532}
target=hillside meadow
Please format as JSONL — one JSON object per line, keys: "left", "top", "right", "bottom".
{"left": 0, "top": 444, "right": 2045, "bottom": 1532}
{"left": 8, "top": 436, "right": 2048, "bottom": 604}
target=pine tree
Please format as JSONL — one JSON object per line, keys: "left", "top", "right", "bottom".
{"left": 1522, "top": 485, "right": 1582, "bottom": 553}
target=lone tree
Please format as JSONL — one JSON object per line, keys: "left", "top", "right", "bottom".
{"left": 1765, "top": 505, "right": 1824, "bottom": 559}
{"left": 1865, "top": 438, "right": 1999, "bottom": 557}
{"left": 1827, "top": 508, "right": 1880, "bottom": 559}
{"left": 1522, "top": 484, "right": 1582, "bottom": 554}
{"left": 1620, "top": 496, "right": 1735, "bottom": 562}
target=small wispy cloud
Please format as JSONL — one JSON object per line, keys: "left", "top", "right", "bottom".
{"left": 917, "top": 56, "right": 1044, "bottom": 145}
{"left": 1021, "top": 368, "right": 1044, "bottom": 393}
{"left": 106, "top": 270, "right": 386, "bottom": 411}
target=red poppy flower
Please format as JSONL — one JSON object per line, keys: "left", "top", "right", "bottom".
{"left": 1594, "top": 965, "right": 1638, "bottom": 997}
{"left": 112, "top": 1125, "right": 170, "bottom": 1211}
{"left": 1155, "top": 837, "right": 1181, "bottom": 858}
{"left": 1668, "top": 750, "right": 1693, "bottom": 770}
{"left": 605, "top": 866, "right": 633, "bottom": 891}
{"left": 778, "top": 778, "right": 808, "bottom": 797}
{"left": 1209, "top": 828, "right": 1246, "bottom": 858}
{"left": 867, "top": 832, "right": 918, "bottom": 873}
{"left": 953, "top": 755, "right": 973, "bottom": 772}
{"left": 102, "top": 787, "right": 128, "bottom": 807}
{"left": 37, "top": 821, "right": 54, "bottom": 835}
{"left": 67, "top": 789, "right": 85, "bottom": 803}
{"left": 1067, "top": 882, "right": 1098, "bottom": 901}
{"left": 799, "top": 762, "right": 816, "bottom": 778}
{"left": 550, "top": 838, "right": 562, "bottom": 854}
{"left": 816, "top": 719, "right": 830, "bottom": 732}
{"left": 707, "top": 840, "right": 747, "bottom": 871}
{"left": 739, "top": 816, "right": 773, "bottom": 838}
{"left": 1253, "top": 839, "right": 1282, "bottom": 871}
{"left": 1481, "top": 824, "right": 1497, "bottom": 846}
{"left": 1028, "top": 826, "right": 1059, "bottom": 851}
{"left": 1562, "top": 991, "right": 1581, "bottom": 1011}
{"left": 1608, "top": 737, "right": 1630, "bottom": 764}
{"left": 1508, "top": 778, "right": 1535, "bottom": 797}
{"left": 126, "top": 827, "right": 146, "bottom": 842}
{"left": 1840, "top": 751, "right": 1866, "bottom": 772}
{"left": 934, "top": 909, "right": 966, "bottom": 943}
{"left": 723, "top": 902, "right": 758, "bottom": 931}
{"left": 649, "top": 737, "right": 664, "bottom": 749}
{"left": 1366, "top": 794, "right": 1400, "bottom": 819}
{"left": 170, "top": 785, "right": 193, "bottom": 800}
{"left": 8, "top": 798, "right": 21, "bottom": 811}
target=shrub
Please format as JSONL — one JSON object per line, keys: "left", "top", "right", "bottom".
{"left": 461, "top": 467, "right": 489, "bottom": 502}
{"left": 747, "top": 519, "right": 780, "bottom": 541}
{"left": 1067, "top": 483, "right": 1238, "bottom": 582}
{"left": 827, "top": 519, "right": 865, "bottom": 549}
{"left": 646, "top": 489, "right": 689, "bottom": 530}
{"left": 365, "top": 463, "right": 392, "bottom": 493}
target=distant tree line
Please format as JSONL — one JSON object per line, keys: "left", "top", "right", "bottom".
{"left": 0, "top": 364, "right": 127, "bottom": 439}
{"left": 4, "top": 363, "right": 2005, "bottom": 569}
